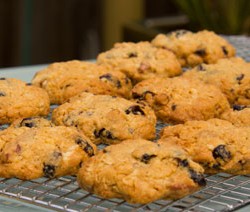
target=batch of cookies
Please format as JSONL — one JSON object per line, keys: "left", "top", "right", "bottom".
{"left": 1, "top": 29, "right": 250, "bottom": 204}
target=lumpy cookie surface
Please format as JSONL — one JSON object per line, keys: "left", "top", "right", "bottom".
{"left": 159, "top": 119, "right": 250, "bottom": 175}
{"left": 132, "top": 77, "right": 230, "bottom": 124}
{"left": 220, "top": 105, "right": 250, "bottom": 127}
{"left": 0, "top": 78, "right": 50, "bottom": 124}
{"left": 183, "top": 57, "right": 250, "bottom": 105}
{"left": 97, "top": 41, "right": 182, "bottom": 83}
{"left": 52, "top": 92, "right": 156, "bottom": 144}
{"left": 10, "top": 117, "right": 54, "bottom": 128}
{"left": 32, "top": 60, "right": 132, "bottom": 104}
{"left": 152, "top": 30, "right": 235, "bottom": 67}
{"left": 77, "top": 139, "right": 205, "bottom": 204}
{"left": 0, "top": 126, "right": 96, "bottom": 180}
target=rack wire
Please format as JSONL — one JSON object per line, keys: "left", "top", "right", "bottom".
{"left": 0, "top": 35, "right": 250, "bottom": 211}
{"left": 1, "top": 173, "right": 250, "bottom": 211}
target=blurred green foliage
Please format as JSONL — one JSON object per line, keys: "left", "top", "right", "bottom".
{"left": 174, "top": 0, "right": 250, "bottom": 35}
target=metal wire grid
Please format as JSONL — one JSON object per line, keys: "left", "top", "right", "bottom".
{"left": 224, "top": 35, "right": 250, "bottom": 61}
{"left": 1, "top": 119, "right": 250, "bottom": 212}
{"left": 0, "top": 36, "right": 250, "bottom": 211}
{"left": 1, "top": 173, "right": 250, "bottom": 211}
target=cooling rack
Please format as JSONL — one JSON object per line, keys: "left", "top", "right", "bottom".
{"left": 1, "top": 121, "right": 250, "bottom": 212}
{"left": 225, "top": 35, "right": 250, "bottom": 61}
{"left": 0, "top": 35, "right": 250, "bottom": 211}
{"left": 1, "top": 173, "right": 250, "bottom": 212}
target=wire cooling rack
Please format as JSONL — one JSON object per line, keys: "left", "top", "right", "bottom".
{"left": 225, "top": 35, "right": 250, "bottom": 61}
{"left": 1, "top": 122, "right": 250, "bottom": 212}
{"left": 1, "top": 169, "right": 250, "bottom": 211}
{"left": 0, "top": 35, "right": 250, "bottom": 212}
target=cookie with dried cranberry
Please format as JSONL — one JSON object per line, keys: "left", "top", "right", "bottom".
{"left": 0, "top": 78, "right": 50, "bottom": 124}
{"left": 132, "top": 77, "right": 230, "bottom": 124}
{"left": 31, "top": 60, "right": 132, "bottom": 104}
{"left": 77, "top": 139, "right": 205, "bottom": 204}
{"left": 182, "top": 57, "right": 250, "bottom": 105}
{"left": 152, "top": 30, "right": 235, "bottom": 67}
{"left": 10, "top": 117, "right": 54, "bottom": 128}
{"left": 159, "top": 119, "right": 250, "bottom": 175}
{"left": 220, "top": 105, "right": 250, "bottom": 127}
{"left": 97, "top": 41, "right": 182, "bottom": 83}
{"left": 52, "top": 92, "right": 156, "bottom": 145}
{"left": 0, "top": 126, "right": 97, "bottom": 180}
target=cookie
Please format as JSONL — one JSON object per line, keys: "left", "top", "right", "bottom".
{"left": 0, "top": 78, "right": 50, "bottom": 124}
{"left": 182, "top": 57, "right": 250, "bottom": 105}
{"left": 151, "top": 29, "right": 235, "bottom": 67}
{"left": 77, "top": 139, "right": 205, "bottom": 204}
{"left": 97, "top": 41, "right": 182, "bottom": 83}
{"left": 0, "top": 126, "right": 97, "bottom": 180}
{"left": 10, "top": 117, "right": 54, "bottom": 128}
{"left": 31, "top": 60, "right": 132, "bottom": 104}
{"left": 52, "top": 92, "right": 156, "bottom": 144}
{"left": 132, "top": 77, "right": 230, "bottom": 124}
{"left": 220, "top": 105, "right": 250, "bottom": 127}
{"left": 159, "top": 119, "right": 250, "bottom": 175}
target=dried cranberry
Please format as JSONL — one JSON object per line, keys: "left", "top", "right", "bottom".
{"left": 99, "top": 73, "right": 122, "bottom": 88}
{"left": 189, "top": 169, "right": 206, "bottom": 186}
{"left": 125, "top": 105, "right": 145, "bottom": 115}
{"left": 222, "top": 46, "right": 228, "bottom": 55}
{"left": 141, "top": 154, "right": 156, "bottom": 164}
{"left": 178, "top": 159, "right": 189, "bottom": 167}
{"left": 232, "top": 105, "right": 247, "bottom": 111}
{"left": 212, "top": 145, "right": 231, "bottom": 161}
{"left": 171, "top": 104, "right": 177, "bottom": 111}
{"left": 99, "top": 73, "right": 112, "bottom": 81}
{"left": 132, "top": 91, "right": 155, "bottom": 101}
{"left": 128, "top": 52, "right": 137, "bottom": 58}
{"left": 197, "top": 64, "right": 206, "bottom": 71}
{"left": 236, "top": 74, "right": 244, "bottom": 84}
{"left": 75, "top": 137, "right": 95, "bottom": 157}
{"left": 177, "top": 158, "right": 206, "bottom": 186}
{"left": 43, "top": 164, "right": 56, "bottom": 178}
{"left": 20, "top": 117, "right": 35, "bottom": 128}
{"left": 194, "top": 49, "right": 206, "bottom": 57}
{"left": 94, "top": 128, "right": 115, "bottom": 140}
{"left": 0, "top": 92, "right": 6, "bottom": 96}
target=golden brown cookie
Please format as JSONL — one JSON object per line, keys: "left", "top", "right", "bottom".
{"left": 32, "top": 60, "right": 132, "bottom": 104}
{"left": 182, "top": 57, "right": 250, "bottom": 105}
{"left": 0, "top": 126, "right": 97, "bottom": 180}
{"left": 77, "top": 139, "right": 205, "bottom": 204}
{"left": 159, "top": 119, "right": 250, "bottom": 175}
{"left": 132, "top": 77, "right": 230, "bottom": 124}
{"left": 0, "top": 78, "right": 50, "bottom": 124}
{"left": 52, "top": 92, "right": 156, "bottom": 144}
{"left": 152, "top": 30, "right": 235, "bottom": 67}
{"left": 97, "top": 41, "right": 182, "bottom": 83}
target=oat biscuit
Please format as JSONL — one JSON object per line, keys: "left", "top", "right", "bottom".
{"left": 97, "top": 41, "right": 182, "bottom": 83}
{"left": 0, "top": 126, "right": 97, "bottom": 180}
{"left": 182, "top": 57, "right": 250, "bottom": 105}
{"left": 159, "top": 119, "right": 250, "bottom": 174}
{"left": 32, "top": 60, "right": 132, "bottom": 104}
{"left": 152, "top": 30, "right": 235, "bottom": 67}
{"left": 132, "top": 77, "right": 230, "bottom": 124}
{"left": 52, "top": 92, "right": 156, "bottom": 144}
{"left": 0, "top": 78, "right": 50, "bottom": 124}
{"left": 77, "top": 139, "right": 205, "bottom": 204}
